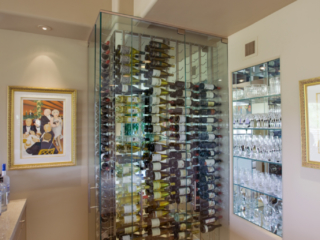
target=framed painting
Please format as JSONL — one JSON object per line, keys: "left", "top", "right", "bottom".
{"left": 7, "top": 86, "right": 77, "bottom": 170}
{"left": 299, "top": 77, "right": 320, "bottom": 169}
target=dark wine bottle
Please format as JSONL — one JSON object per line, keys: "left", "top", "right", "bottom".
{"left": 101, "top": 41, "right": 110, "bottom": 51}
{"left": 170, "top": 99, "right": 200, "bottom": 107}
{"left": 199, "top": 133, "right": 222, "bottom": 140}
{"left": 169, "top": 81, "right": 199, "bottom": 91}
{"left": 199, "top": 100, "right": 221, "bottom": 107}
{"left": 200, "top": 224, "right": 222, "bottom": 233}
{"left": 198, "top": 83, "right": 221, "bottom": 91}
{"left": 199, "top": 117, "right": 222, "bottom": 123}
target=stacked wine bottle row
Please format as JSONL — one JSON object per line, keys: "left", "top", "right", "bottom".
{"left": 99, "top": 38, "right": 223, "bottom": 240}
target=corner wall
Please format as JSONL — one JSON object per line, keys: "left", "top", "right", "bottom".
{"left": 228, "top": 0, "right": 320, "bottom": 240}
{"left": 0, "top": 29, "right": 88, "bottom": 240}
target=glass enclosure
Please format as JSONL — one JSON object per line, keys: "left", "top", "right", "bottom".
{"left": 88, "top": 11, "right": 229, "bottom": 240}
{"left": 232, "top": 59, "right": 282, "bottom": 236}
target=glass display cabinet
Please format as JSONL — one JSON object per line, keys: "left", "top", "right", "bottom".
{"left": 232, "top": 59, "right": 282, "bottom": 236}
{"left": 88, "top": 11, "right": 229, "bottom": 240}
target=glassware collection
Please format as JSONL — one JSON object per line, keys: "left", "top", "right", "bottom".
{"left": 90, "top": 14, "right": 229, "bottom": 240}
{"left": 232, "top": 59, "right": 282, "bottom": 237}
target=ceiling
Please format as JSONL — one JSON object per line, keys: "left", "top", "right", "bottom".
{"left": 0, "top": 0, "right": 296, "bottom": 41}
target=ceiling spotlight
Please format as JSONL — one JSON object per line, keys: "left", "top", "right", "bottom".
{"left": 260, "top": 65, "right": 265, "bottom": 71}
{"left": 218, "top": 79, "right": 222, "bottom": 81}
{"left": 38, "top": 25, "right": 52, "bottom": 31}
{"left": 239, "top": 79, "right": 244, "bottom": 82}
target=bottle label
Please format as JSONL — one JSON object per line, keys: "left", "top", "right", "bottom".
{"left": 152, "top": 126, "right": 161, "bottom": 133}
{"left": 123, "top": 167, "right": 130, "bottom": 174}
{"left": 179, "top": 134, "right": 186, "bottom": 141}
{"left": 153, "top": 87, "right": 162, "bottom": 96}
{"left": 120, "top": 65, "right": 131, "bottom": 74}
{"left": 207, "top": 167, "right": 215, "bottom": 173}
{"left": 131, "top": 137, "right": 139, "bottom": 142}
{"left": 124, "top": 215, "right": 137, "bottom": 223}
{"left": 179, "top": 170, "right": 187, "bottom": 177}
{"left": 182, "top": 90, "right": 192, "bottom": 97}
{"left": 208, "top": 209, "right": 216, "bottom": 215}
{"left": 151, "top": 218, "right": 161, "bottom": 227}
{"left": 122, "top": 85, "right": 129, "bottom": 92}
{"left": 124, "top": 227, "right": 133, "bottom": 234}
{"left": 152, "top": 154, "right": 162, "bottom": 161}
{"left": 206, "top": 118, "right": 214, "bottom": 123}
{"left": 153, "top": 163, "right": 162, "bottom": 171}
{"left": 206, "top": 92, "right": 214, "bottom": 98}
{"left": 155, "top": 211, "right": 163, "bottom": 217}
{"left": 204, "top": 84, "right": 215, "bottom": 90}
{"left": 121, "top": 46, "right": 131, "bottom": 55}
{"left": 208, "top": 101, "right": 215, "bottom": 107}
{"left": 129, "top": 117, "right": 139, "bottom": 123}
{"left": 152, "top": 78, "right": 162, "bottom": 86}
{"left": 128, "top": 108, "right": 139, "bottom": 114}
{"left": 120, "top": 76, "right": 131, "bottom": 84}
{"left": 209, "top": 151, "right": 216, "bottom": 156}
{"left": 128, "top": 97, "right": 139, "bottom": 103}
{"left": 179, "top": 196, "right": 187, "bottom": 203}
{"left": 179, "top": 187, "right": 190, "bottom": 195}
{"left": 186, "top": 82, "right": 191, "bottom": 88}
{"left": 205, "top": 217, "right": 216, "bottom": 224}
{"left": 208, "top": 192, "right": 216, "bottom": 198}
{"left": 180, "top": 178, "right": 191, "bottom": 186}
{"left": 178, "top": 125, "right": 186, "bottom": 132}
{"left": 123, "top": 235, "right": 131, "bottom": 240}
{"left": 185, "top": 99, "right": 192, "bottom": 106}
{"left": 180, "top": 223, "right": 187, "bottom": 231}
{"left": 207, "top": 125, "right": 213, "bottom": 132}
{"left": 127, "top": 185, "right": 137, "bottom": 193}
{"left": 120, "top": 55, "right": 130, "bottom": 64}
{"left": 208, "top": 134, "right": 216, "bottom": 140}
{"left": 154, "top": 192, "right": 162, "bottom": 199}
{"left": 208, "top": 184, "right": 214, "bottom": 190}
{"left": 204, "top": 225, "right": 209, "bottom": 233}
{"left": 205, "top": 159, "right": 216, "bottom": 166}
{"left": 151, "top": 106, "right": 159, "bottom": 113}
{"left": 124, "top": 204, "right": 137, "bottom": 213}
{"left": 181, "top": 152, "right": 191, "bottom": 159}
{"left": 177, "top": 160, "right": 185, "bottom": 168}
{"left": 154, "top": 172, "right": 161, "bottom": 180}
{"left": 208, "top": 201, "right": 216, "bottom": 207}
{"left": 155, "top": 144, "right": 163, "bottom": 152}
{"left": 178, "top": 232, "right": 186, "bottom": 240}
{"left": 179, "top": 116, "right": 186, "bottom": 123}
{"left": 152, "top": 228, "right": 161, "bottom": 236}
{"left": 151, "top": 97, "right": 160, "bottom": 105}
{"left": 181, "top": 109, "right": 190, "bottom": 114}
{"left": 152, "top": 69, "right": 162, "bottom": 77}
{"left": 153, "top": 182, "right": 161, "bottom": 189}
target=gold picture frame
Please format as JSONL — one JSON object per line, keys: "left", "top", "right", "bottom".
{"left": 299, "top": 77, "right": 320, "bottom": 169}
{"left": 7, "top": 86, "right": 77, "bottom": 170}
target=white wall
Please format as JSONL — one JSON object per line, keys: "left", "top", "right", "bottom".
{"left": 0, "top": 29, "right": 88, "bottom": 240}
{"left": 228, "top": 0, "right": 320, "bottom": 240}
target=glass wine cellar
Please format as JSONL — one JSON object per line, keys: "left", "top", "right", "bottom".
{"left": 232, "top": 59, "right": 282, "bottom": 236}
{"left": 88, "top": 12, "right": 229, "bottom": 240}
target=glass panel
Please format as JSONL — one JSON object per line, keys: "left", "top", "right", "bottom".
{"left": 232, "top": 59, "right": 282, "bottom": 237}
{"left": 90, "top": 11, "right": 229, "bottom": 240}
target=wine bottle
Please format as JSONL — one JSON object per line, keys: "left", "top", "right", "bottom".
{"left": 150, "top": 162, "right": 171, "bottom": 171}
{"left": 169, "top": 81, "right": 199, "bottom": 91}
{"left": 170, "top": 160, "right": 192, "bottom": 169}
{"left": 145, "top": 54, "right": 169, "bottom": 62}
{"left": 144, "top": 69, "right": 174, "bottom": 78}
{"left": 200, "top": 200, "right": 221, "bottom": 209}
{"left": 199, "top": 91, "right": 217, "bottom": 99}
{"left": 151, "top": 171, "right": 171, "bottom": 180}
{"left": 199, "top": 100, "right": 221, "bottom": 107}
{"left": 168, "top": 143, "right": 192, "bottom": 151}
{"left": 200, "top": 216, "right": 222, "bottom": 225}
{"left": 102, "top": 50, "right": 110, "bottom": 60}
{"left": 194, "top": 166, "right": 220, "bottom": 175}
{"left": 117, "top": 214, "right": 142, "bottom": 226}
{"left": 200, "top": 208, "right": 221, "bottom": 218}
{"left": 115, "top": 84, "right": 147, "bottom": 95}
{"left": 144, "top": 116, "right": 168, "bottom": 124}
{"left": 174, "top": 213, "right": 199, "bottom": 223}
{"left": 198, "top": 149, "right": 221, "bottom": 158}
{"left": 144, "top": 106, "right": 167, "bottom": 115}
{"left": 191, "top": 109, "right": 222, "bottom": 115}
{"left": 145, "top": 45, "right": 167, "bottom": 53}
{"left": 197, "top": 125, "right": 220, "bottom": 132}
{"left": 199, "top": 133, "right": 222, "bottom": 140}
{"left": 192, "top": 142, "right": 221, "bottom": 149}
{"left": 195, "top": 174, "right": 221, "bottom": 183}
{"left": 149, "top": 51, "right": 174, "bottom": 59}
{"left": 148, "top": 87, "right": 170, "bottom": 96}
{"left": 175, "top": 222, "right": 200, "bottom": 232}
{"left": 147, "top": 217, "right": 175, "bottom": 228}
{"left": 147, "top": 143, "right": 170, "bottom": 152}
{"left": 115, "top": 65, "right": 146, "bottom": 75}
{"left": 169, "top": 151, "right": 192, "bottom": 160}
{"left": 116, "top": 226, "right": 144, "bottom": 236}
{"left": 115, "top": 75, "right": 144, "bottom": 85}
{"left": 116, "top": 116, "right": 141, "bottom": 123}
{"left": 192, "top": 158, "right": 222, "bottom": 166}
{"left": 145, "top": 134, "right": 166, "bottom": 142}
{"left": 175, "top": 178, "right": 193, "bottom": 187}
{"left": 118, "top": 195, "right": 143, "bottom": 205}
{"left": 144, "top": 125, "right": 168, "bottom": 133}
{"left": 149, "top": 59, "right": 175, "bottom": 68}
{"left": 148, "top": 210, "right": 170, "bottom": 218}
{"left": 101, "top": 60, "right": 110, "bottom": 69}
{"left": 117, "top": 204, "right": 142, "bottom": 215}
{"left": 169, "top": 99, "right": 200, "bottom": 107}
{"left": 116, "top": 45, "right": 145, "bottom": 55}
{"left": 145, "top": 96, "right": 170, "bottom": 105}
{"left": 116, "top": 163, "right": 140, "bottom": 176}
{"left": 171, "top": 89, "right": 199, "bottom": 99}
{"left": 149, "top": 41, "right": 174, "bottom": 50}
{"left": 148, "top": 227, "right": 175, "bottom": 236}
{"left": 200, "top": 224, "right": 222, "bottom": 233}
{"left": 116, "top": 95, "right": 141, "bottom": 104}
{"left": 175, "top": 169, "right": 194, "bottom": 178}
{"left": 101, "top": 69, "right": 110, "bottom": 78}
{"left": 101, "top": 41, "right": 110, "bottom": 51}
{"left": 175, "top": 194, "right": 193, "bottom": 204}
{"left": 174, "top": 231, "right": 199, "bottom": 240}
{"left": 115, "top": 55, "right": 144, "bottom": 65}
{"left": 149, "top": 191, "right": 175, "bottom": 200}
{"left": 169, "top": 125, "right": 198, "bottom": 132}
{"left": 168, "top": 108, "right": 192, "bottom": 115}
{"left": 148, "top": 200, "right": 174, "bottom": 209}
{"left": 198, "top": 83, "right": 221, "bottom": 91}
{"left": 116, "top": 106, "right": 141, "bottom": 114}
{"left": 169, "top": 133, "right": 198, "bottom": 141}
{"left": 174, "top": 187, "right": 192, "bottom": 196}
{"left": 144, "top": 78, "right": 170, "bottom": 87}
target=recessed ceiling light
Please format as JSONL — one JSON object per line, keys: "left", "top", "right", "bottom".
{"left": 37, "top": 25, "right": 52, "bottom": 31}
{"left": 239, "top": 79, "right": 244, "bottom": 82}
{"left": 218, "top": 79, "right": 222, "bottom": 81}
{"left": 260, "top": 65, "right": 265, "bottom": 71}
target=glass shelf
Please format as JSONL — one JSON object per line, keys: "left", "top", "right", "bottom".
{"left": 234, "top": 212, "right": 282, "bottom": 237}
{"left": 233, "top": 94, "right": 281, "bottom": 102}
{"left": 234, "top": 183, "right": 282, "bottom": 200}
{"left": 233, "top": 127, "right": 282, "bottom": 131}
{"left": 233, "top": 156, "right": 282, "bottom": 165}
